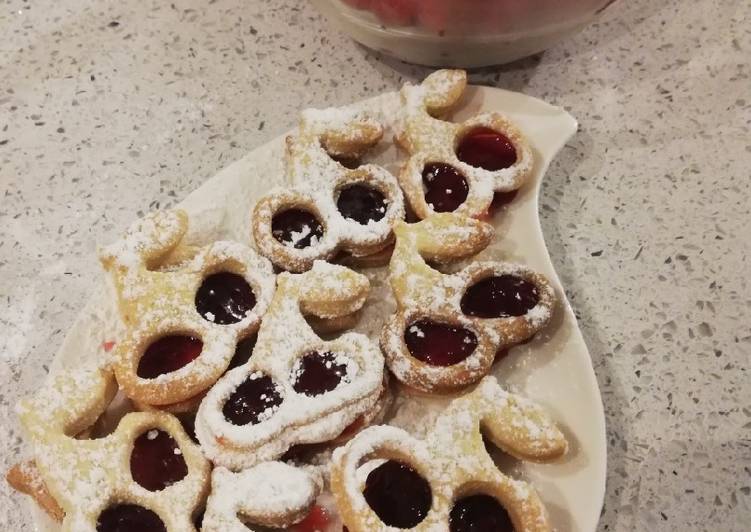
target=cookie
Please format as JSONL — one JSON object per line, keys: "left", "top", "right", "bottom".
{"left": 397, "top": 69, "right": 534, "bottom": 219}
{"left": 252, "top": 107, "right": 405, "bottom": 272}
{"left": 195, "top": 261, "right": 385, "bottom": 470}
{"left": 100, "top": 209, "right": 276, "bottom": 407}
{"left": 17, "top": 365, "right": 210, "bottom": 531}
{"left": 330, "top": 376, "right": 567, "bottom": 531}
{"left": 381, "top": 213, "right": 556, "bottom": 393}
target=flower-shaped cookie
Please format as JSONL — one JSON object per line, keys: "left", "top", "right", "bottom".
{"left": 99, "top": 209, "right": 275, "bottom": 408}
{"left": 18, "top": 365, "right": 210, "bottom": 532}
{"left": 196, "top": 261, "right": 385, "bottom": 470}
{"left": 397, "top": 69, "right": 534, "bottom": 219}
{"left": 331, "top": 376, "right": 567, "bottom": 532}
{"left": 253, "top": 107, "right": 405, "bottom": 272}
{"left": 382, "top": 213, "right": 556, "bottom": 393}
{"left": 202, "top": 462, "right": 322, "bottom": 531}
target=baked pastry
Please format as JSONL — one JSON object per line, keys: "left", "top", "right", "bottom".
{"left": 252, "top": 107, "right": 405, "bottom": 272}
{"left": 330, "top": 376, "right": 567, "bottom": 532}
{"left": 17, "top": 365, "right": 210, "bottom": 531}
{"left": 397, "top": 69, "right": 534, "bottom": 219}
{"left": 99, "top": 209, "right": 276, "bottom": 409}
{"left": 381, "top": 213, "right": 556, "bottom": 393}
{"left": 196, "top": 261, "right": 385, "bottom": 470}
{"left": 202, "top": 462, "right": 322, "bottom": 531}
{"left": 6, "top": 461, "right": 64, "bottom": 522}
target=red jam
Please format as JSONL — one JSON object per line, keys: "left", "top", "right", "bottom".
{"left": 337, "top": 184, "right": 388, "bottom": 224}
{"left": 130, "top": 429, "right": 188, "bottom": 491}
{"left": 195, "top": 272, "right": 256, "bottom": 325}
{"left": 137, "top": 335, "right": 203, "bottom": 379}
{"left": 96, "top": 504, "right": 166, "bottom": 532}
{"left": 404, "top": 319, "right": 478, "bottom": 366}
{"left": 460, "top": 275, "right": 539, "bottom": 318}
{"left": 449, "top": 494, "right": 514, "bottom": 532}
{"left": 227, "top": 335, "right": 256, "bottom": 370}
{"left": 363, "top": 460, "right": 431, "bottom": 528}
{"left": 271, "top": 209, "right": 324, "bottom": 249}
{"left": 291, "top": 505, "right": 332, "bottom": 532}
{"left": 456, "top": 127, "right": 517, "bottom": 171}
{"left": 222, "top": 375, "right": 283, "bottom": 426}
{"left": 292, "top": 351, "right": 348, "bottom": 396}
{"left": 422, "top": 162, "right": 469, "bottom": 212}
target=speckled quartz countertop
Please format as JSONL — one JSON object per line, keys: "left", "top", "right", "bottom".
{"left": 1, "top": 0, "right": 749, "bottom": 530}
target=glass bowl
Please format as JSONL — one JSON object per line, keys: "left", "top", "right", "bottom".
{"left": 311, "top": 0, "right": 617, "bottom": 67}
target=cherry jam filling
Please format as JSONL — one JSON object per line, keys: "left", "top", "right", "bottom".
{"left": 363, "top": 460, "right": 431, "bottom": 528}
{"left": 227, "top": 335, "right": 256, "bottom": 370}
{"left": 422, "top": 162, "right": 469, "bottom": 212}
{"left": 460, "top": 275, "right": 539, "bottom": 318}
{"left": 456, "top": 127, "right": 517, "bottom": 171}
{"left": 222, "top": 375, "right": 283, "bottom": 426}
{"left": 137, "top": 335, "right": 203, "bottom": 379}
{"left": 404, "top": 319, "right": 478, "bottom": 366}
{"left": 336, "top": 184, "right": 388, "bottom": 224}
{"left": 195, "top": 272, "right": 256, "bottom": 325}
{"left": 292, "top": 351, "right": 348, "bottom": 396}
{"left": 96, "top": 504, "right": 166, "bottom": 532}
{"left": 130, "top": 429, "right": 188, "bottom": 491}
{"left": 449, "top": 494, "right": 514, "bottom": 532}
{"left": 271, "top": 209, "right": 324, "bottom": 249}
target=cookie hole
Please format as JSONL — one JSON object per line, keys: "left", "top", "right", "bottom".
{"left": 456, "top": 127, "right": 517, "bottom": 171}
{"left": 422, "top": 162, "right": 469, "bottom": 212}
{"left": 222, "top": 374, "right": 283, "bottom": 426}
{"left": 271, "top": 208, "right": 325, "bottom": 249}
{"left": 137, "top": 335, "right": 203, "bottom": 379}
{"left": 461, "top": 275, "right": 540, "bottom": 318}
{"left": 449, "top": 494, "right": 514, "bottom": 532}
{"left": 195, "top": 272, "right": 256, "bottom": 325}
{"left": 228, "top": 335, "right": 257, "bottom": 370}
{"left": 363, "top": 460, "right": 432, "bottom": 528}
{"left": 336, "top": 183, "right": 388, "bottom": 224}
{"left": 292, "top": 351, "right": 349, "bottom": 396}
{"left": 96, "top": 504, "right": 166, "bottom": 532}
{"left": 404, "top": 318, "right": 478, "bottom": 366}
{"left": 130, "top": 429, "right": 188, "bottom": 491}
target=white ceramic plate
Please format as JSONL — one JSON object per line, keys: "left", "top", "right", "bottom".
{"left": 30, "top": 85, "right": 606, "bottom": 531}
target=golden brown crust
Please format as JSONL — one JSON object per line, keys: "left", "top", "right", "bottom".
{"left": 6, "top": 461, "right": 65, "bottom": 523}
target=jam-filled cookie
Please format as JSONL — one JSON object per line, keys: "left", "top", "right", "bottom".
{"left": 331, "top": 376, "right": 567, "bottom": 532}
{"left": 16, "top": 365, "right": 210, "bottom": 531}
{"left": 196, "top": 261, "right": 385, "bottom": 470}
{"left": 99, "top": 209, "right": 275, "bottom": 409}
{"left": 382, "top": 213, "right": 556, "bottom": 393}
{"left": 397, "top": 69, "right": 534, "bottom": 219}
{"left": 253, "top": 108, "right": 405, "bottom": 272}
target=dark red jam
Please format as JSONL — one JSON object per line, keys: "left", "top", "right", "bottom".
{"left": 363, "top": 460, "right": 431, "bottom": 528}
{"left": 137, "top": 335, "right": 203, "bottom": 379}
{"left": 227, "top": 335, "right": 256, "bottom": 370}
{"left": 130, "top": 429, "right": 188, "bottom": 491}
{"left": 222, "top": 375, "right": 283, "bottom": 426}
{"left": 460, "top": 275, "right": 539, "bottom": 318}
{"left": 404, "top": 319, "right": 478, "bottom": 366}
{"left": 456, "top": 127, "right": 517, "bottom": 171}
{"left": 195, "top": 272, "right": 256, "bottom": 325}
{"left": 422, "top": 162, "right": 469, "bottom": 212}
{"left": 337, "top": 184, "right": 388, "bottom": 224}
{"left": 292, "top": 351, "right": 348, "bottom": 396}
{"left": 96, "top": 504, "right": 166, "bottom": 532}
{"left": 449, "top": 494, "right": 514, "bottom": 532}
{"left": 271, "top": 209, "right": 324, "bottom": 249}
{"left": 291, "top": 504, "right": 331, "bottom": 532}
